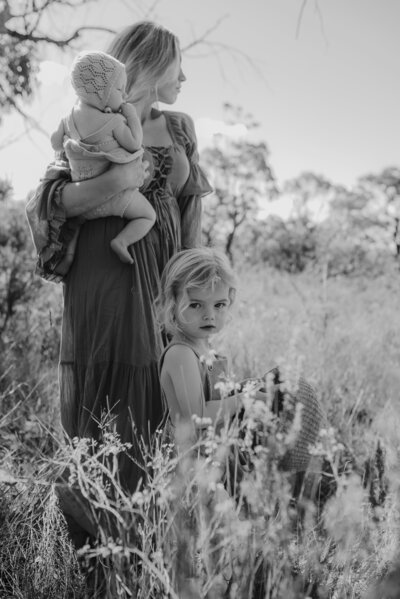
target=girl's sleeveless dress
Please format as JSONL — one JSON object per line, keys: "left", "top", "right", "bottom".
{"left": 159, "top": 340, "right": 229, "bottom": 421}
{"left": 57, "top": 110, "right": 212, "bottom": 490}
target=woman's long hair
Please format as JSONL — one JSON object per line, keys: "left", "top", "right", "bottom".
{"left": 107, "top": 20, "right": 179, "bottom": 104}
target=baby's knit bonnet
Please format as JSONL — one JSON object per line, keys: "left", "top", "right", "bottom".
{"left": 71, "top": 51, "right": 125, "bottom": 111}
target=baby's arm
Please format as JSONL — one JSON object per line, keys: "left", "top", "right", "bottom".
{"left": 112, "top": 103, "right": 143, "bottom": 152}
{"left": 50, "top": 120, "right": 66, "bottom": 153}
{"left": 162, "top": 345, "right": 241, "bottom": 427}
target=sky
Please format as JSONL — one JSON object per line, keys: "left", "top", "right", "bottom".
{"left": 1, "top": 0, "right": 400, "bottom": 202}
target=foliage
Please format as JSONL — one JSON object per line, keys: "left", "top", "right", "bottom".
{"left": 0, "top": 0, "right": 115, "bottom": 119}
{"left": 357, "top": 166, "right": 400, "bottom": 257}
{"left": 228, "top": 169, "right": 398, "bottom": 276}
{"left": 283, "top": 171, "right": 333, "bottom": 221}
{"left": 0, "top": 379, "right": 398, "bottom": 598}
{"left": 0, "top": 190, "right": 62, "bottom": 416}
{"left": 1, "top": 262, "right": 400, "bottom": 597}
{"left": 201, "top": 105, "right": 277, "bottom": 262}
{"left": 241, "top": 215, "right": 318, "bottom": 273}
{"left": 0, "top": 481, "right": 84, "bottom": 598}
{"left": 0, "top": 176, "right": 14, "bottom": 202}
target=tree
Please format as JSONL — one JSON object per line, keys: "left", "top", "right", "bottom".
{"left": 283, "top": 171, "right": 333, "bottom": 221}
{"left": 201, "top": 105, "right": 277, "bottom": 262}
{"left": 0, "top": 178, "right": 63, "bottom": 391}
{"left": 0, "top": 0, "right": 115, "bottom": 122}
{"left": 0, "top": 177, "right": 13, "bottom": 202}
{"left": 0, "top": 1, "right": 245, "bottom": 132}
{"left": 357, "top": 167, "right": 400, "bottom": 258}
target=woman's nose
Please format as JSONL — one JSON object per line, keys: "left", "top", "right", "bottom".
{"left": 179, "top": 69, "right": 186, "bottom": 82}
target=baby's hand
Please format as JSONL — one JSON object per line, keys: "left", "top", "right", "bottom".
{"left": 120, "top": 102, "right": 138, "bottom": 119}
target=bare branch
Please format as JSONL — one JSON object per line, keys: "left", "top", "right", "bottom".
{"left": 0, "top": 82, "right": 48, "bottom": 138}
{"left": 186, "top": 39, "right": 270, "bottom": 89}
{"left": 0, "top": 129, "right": 35, "bottom": 152}
{"left": 181, "top": 14, "right": 229, "bottom": 52}
{"left": 5, "top": 0, "right": 96, "bottom": 22}
{"left": 314, "top": 0, "right": 328, "bottom": 46}
{"left": 181, "top": 16, "right": 269, "bottom": 89}
{"left": 5, "top": 24, "right": 116, "bottom": 47}
{"left": 143, "top": 0, "right": 163, "bottom": 19}
{"left": 295, "top": 0, "right": 308, "bottom": 39}
{"left": 296, "top": 0, "right": 327, "bottom": 46}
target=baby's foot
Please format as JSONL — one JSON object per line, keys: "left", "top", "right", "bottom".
{"left": 110, "top": 238, "right": 134, "bottom": 264}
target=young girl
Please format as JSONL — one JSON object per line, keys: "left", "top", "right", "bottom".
{"left": 157, "top": 247, "right": 323, "bottom": 476}
{"left": 50, "top": 50, "right": 155, "bottom": 273}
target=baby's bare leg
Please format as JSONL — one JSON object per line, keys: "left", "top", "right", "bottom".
{"left": 110, "top": 190, "right": 156, "bottom": 264}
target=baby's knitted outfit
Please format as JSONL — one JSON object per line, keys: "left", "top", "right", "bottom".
{"left": 60, "top": 113, "right": 142, "bottom": 219}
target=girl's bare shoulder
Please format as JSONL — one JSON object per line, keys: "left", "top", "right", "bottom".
{"left": 162, "top": 343, "right": 199, "bottom": 370}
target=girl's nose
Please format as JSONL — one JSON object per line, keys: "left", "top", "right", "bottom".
{"left": 203, "top": 309, "right": 215, "bottom": 321}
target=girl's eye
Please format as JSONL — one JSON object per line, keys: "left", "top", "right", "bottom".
{"left": 188, "top": 302, "right": 201, "bottom": 309}
{"left": 215, "top": 302, "right": 228, "bottom": 309}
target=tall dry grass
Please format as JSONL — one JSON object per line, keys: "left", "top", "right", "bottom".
{"left": 0, "top": 265, "right": 399, "bottom": 598}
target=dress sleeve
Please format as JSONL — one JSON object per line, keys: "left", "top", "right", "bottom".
{"left": 173, "top": 113, "right": 213, "bottom": 249}
{"left": 26, "top": 161, "right": 80, "bottom": 283}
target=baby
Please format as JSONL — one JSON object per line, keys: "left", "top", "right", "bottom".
{"left": 51, "top": 50, "right": 155, "bottom": 272}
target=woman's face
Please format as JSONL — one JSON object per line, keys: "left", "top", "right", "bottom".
{"left": 156, "top": 54, "right": 186, "bottom": 104}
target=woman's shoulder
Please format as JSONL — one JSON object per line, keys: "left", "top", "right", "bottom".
{"left": 163, "top": 110, "right": 194, "bottom": 127}
{"left": 163, "top": 110, "right": 197, "bottom": 142}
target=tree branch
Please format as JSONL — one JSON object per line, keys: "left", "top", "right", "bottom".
{"left": 0, "top": 82, "right": 48, "bottom": 139}
{"left": 181, "top": 14, "right": 228, "bottom": 52}
{"left": 5, "top": 24, "right": 116, "bottom": 47}
{"left": 295, "top": 0, "right": 308, "bottom": 39}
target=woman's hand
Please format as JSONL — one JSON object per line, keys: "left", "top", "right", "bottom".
{"left": 62, "top": 159, "right": 149, "bottom": 218}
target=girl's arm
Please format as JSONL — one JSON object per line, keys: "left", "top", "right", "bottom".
{"left": 61, "top": 159, "right": 147, "bottom": 217}
{"left": 113, "top": 103, "right": 143, "bottom": 152}
{"left": 162, "top": 345, "right": 241, "bottom": 427}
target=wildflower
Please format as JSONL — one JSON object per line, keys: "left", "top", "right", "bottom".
{"left": 199, "top": 348, "right": 217, "bottom": 368}
{"left": 192, "top": 414, "right": 212, "bottom": 428}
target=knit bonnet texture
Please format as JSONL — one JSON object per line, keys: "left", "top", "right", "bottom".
{"left": 71, "top": 51, "right": 125, "bottom": 111}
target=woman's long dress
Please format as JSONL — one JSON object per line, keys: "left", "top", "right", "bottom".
{"left": 56, "top": 110, "right": 212, "bottom": 490}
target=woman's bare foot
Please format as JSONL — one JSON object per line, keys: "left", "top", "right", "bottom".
{"left": 110, "top": 238, "right": 134, "bottom": 264}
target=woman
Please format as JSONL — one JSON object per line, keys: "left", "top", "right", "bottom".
{"left": 36, "top": 21, "right": 212, "bottom": 492}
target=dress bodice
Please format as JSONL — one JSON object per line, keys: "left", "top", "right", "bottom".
{"left": 141, "top": 144, "right": 190, "bottom": 199}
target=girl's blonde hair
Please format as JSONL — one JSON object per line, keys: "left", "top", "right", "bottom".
{"left": 157, "top": 247, "right": 237, "bottom": 336}
{"left": 107, "top": 21, "right": 179, "bottom": 104}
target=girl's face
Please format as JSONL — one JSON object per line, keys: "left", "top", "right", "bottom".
{"left": 176, "top": 281, "right": 231, "bottom": 343}
{"left": 156, "top": 53, "right": 186, "bottom": 104}
{"left": 107, "top": 70, "right": 127, "bottom": 111}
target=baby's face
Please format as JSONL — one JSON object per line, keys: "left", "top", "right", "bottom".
{"left": 107, "top": 70, "right": 127, "bottom": 112}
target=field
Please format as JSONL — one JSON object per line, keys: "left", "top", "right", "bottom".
{"left": 0, "top": 264, "right": 399, "bottom": 598}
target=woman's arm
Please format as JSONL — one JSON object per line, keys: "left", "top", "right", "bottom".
{"left": 161, "top": 345, "right": 241, "bottom": 427}
{"left": 62, "top": 159, "right": 147, "bottom": 217}
{"left": 175, "top": 113, "right": 213, "bottom": 249}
